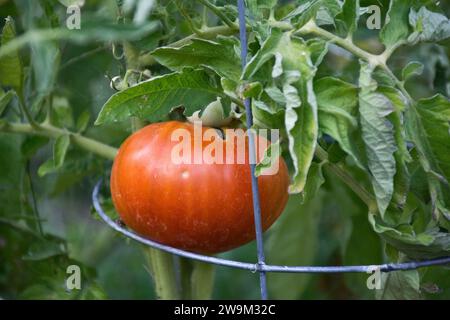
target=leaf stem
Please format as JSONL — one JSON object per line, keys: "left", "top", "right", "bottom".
{"left": 26, "top": 161, "right": 44, "bottom": 236}
{"left": 0, "top": 122, "right": 118, "bottom": 160}
{"left": 298, "top": 21, "right": 379, "bottom": 64}
{"left": 190, "top": 260, "right": 215, "bottom": 299}
{"left": 381, "top": 40, "right": 408, "bottom": 62}
{"left": 315, "top": 145, "right": 378, "bottom": 212}
{"left": 176, "top": 0, "right": 203, "bottom": 36}
{"left": 297, "top": 21, "right": 414, "bottom": 105}
{"left": 60, "top": 45, "right": 107, "bottom": 70}
{"left": 379, "top": 63, "right": 414, "bottom": 104}
{"left": 195, "top": 0, "right": 237, "bottom": 29}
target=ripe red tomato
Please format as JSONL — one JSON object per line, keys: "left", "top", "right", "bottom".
{"left": 110, "top": 121, "right": 289, "bottom": 254}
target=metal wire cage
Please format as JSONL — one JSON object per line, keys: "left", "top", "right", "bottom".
{"left": 92, "top": 0, "right": 450, "bottom": 300}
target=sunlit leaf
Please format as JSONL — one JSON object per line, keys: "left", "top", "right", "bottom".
{"left": 336, "top": 0, "right": 359, "bottom": 37}
{"left": 95, "top": 69, "right": 223, "bottom": 125}
{"left": 409, "top": 7, "right": 450, "bottom": 44}
{"left": 152, "top": 38, "right": 241, "bottom": 81}
{"left": 402, "top": 61, "right": 424, "bottom": 82}
{"left": 282, "top": 0, "right": 341, "bottom": 28}
{"left": 406, "top": 94, "right": 450, "bottom": 182}
{"left": 378, "top": 86, "right": 411, "bottom": 208}
{"left": 380, "top": 0, "right": 411, "bottom": 47}
{"left": 244, "top": 30, "right": 318, "bottom": 193}
{"left": 315, "top": 76, "right": 365, "bottom": 168}
{"left": 359, "top": 62, "right": 397, "bottom": 216}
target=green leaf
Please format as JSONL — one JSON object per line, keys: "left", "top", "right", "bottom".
{"left": 369, "top": 213, "right": 450, "bottom": 259}
{"left": 186, "top": 97, "right": 232, "bottom": 127}
{"left": 315, "top": 0, "right": 342, "bottom": 27}
{"left": 255, "top": 140, "right": 281, "bottom": 177}
{"left": 243, "top": 30, "right": 286, "bottom": 80}
{"left": 243, "top": 82, "right": 263, "bottom": 99}
{"left": 360, "top": 92, "right": 396, "bottom": 215}
{"left": 38, "top": 158, "right": 55, "bottom": 177}
{"left": 380, "top": 0, "right": 411, "bottom": 48}
{"left": 378, "top": 86, "right": 411, "bottom": 207}
{"left": 408, "top": 7, "right": 450, "bottom": 44}
{"left": 282, "top": 0, "right": 341, "bottom": 28}
{"left": 267, "top": 163, "right": 324, "bottom": 299}
{"left": 406, "top": 94, "right": 450, "bottom": 182}
{"left": 0, "top": 17, "right": 23, "bottom": 92}
{"left": 402, "top": 61, "right": 424, "bottom": 82}
{"left": 252, "top": 100, "right": 285, "bottom": 129}
{"left": 76, "top": 111, "right": 90, "bottom": 133}
{"left": 152, "top": 38, "right": 241, "bottom": 81}
{"left": 52, "top": 96, "right": 74, "bottom": 128}
{"left": 377, "top": 270, "right": 422, "bottom": 300}
{"left": 406, "top": 94, "right": 450, "bottom": 223}
{"left": 247, "top": 0, "right": 277, "bottom": 19}
{"left": 315, "top": 77, "right": 365, "bottom": 168}
{"left": 336, "top": 0, "right": 359, "bottom": 37}
{"left": 37, "top": 135, "right": 70, "bottom": 177}
{"left": 95, "top": 69, "right": 222, "bottom": 125}
{"left": 244, "top": 30, "right": 318, "bottom": 193}
{"left": 54, "top": 135, "right": 70, "bottom": 168}
{"left": 221, "top": 77, "right": 239, "bottom": 101}
{"left": 285, "top": 80, "right": 318, "bottom": 195}
{"left": 307, "top": 38, "right": 328, "bottom": 67}
{"left": 0, "top": 90, "right": 14, "bottom": 117}
{"left": 264, "top": 86, "right": 286, "bottom": 105}
{"left": 359, "top": 63, "right": 397, "bottom": 216}
{"left": 282, "top": 0, "right": 319, "bottom": 26}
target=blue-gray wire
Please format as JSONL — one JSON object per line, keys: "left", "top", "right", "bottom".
{"left": 93, "top": 181, "right": 450, "bottom": 274}
{"left": 237, "top": 0, "right": 269, "bottom": 300}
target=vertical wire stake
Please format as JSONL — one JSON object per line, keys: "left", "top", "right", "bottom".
{"left": 237, "top": 0, "right": 268, "bottom": 300}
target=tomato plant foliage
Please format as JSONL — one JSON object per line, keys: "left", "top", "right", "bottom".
{"left": 0, "top": 0, "right": 449, "bottom": 299}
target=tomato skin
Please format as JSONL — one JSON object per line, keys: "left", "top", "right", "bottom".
{"left": 110, "top": 121, "right": 289, "bottom": 254}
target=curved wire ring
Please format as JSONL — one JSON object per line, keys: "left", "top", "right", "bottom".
{"left": 92, "top": 180, "right": 450, "bottom": 274}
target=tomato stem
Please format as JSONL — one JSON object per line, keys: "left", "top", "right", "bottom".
{"left": 144, "top": 248, "right": 180, "bottom": 299}
{"left": 179, "top": 257, "right": 216, "bottom": 299}
{"left": 190, "top": 260, "right": 215, "bottom": 299}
